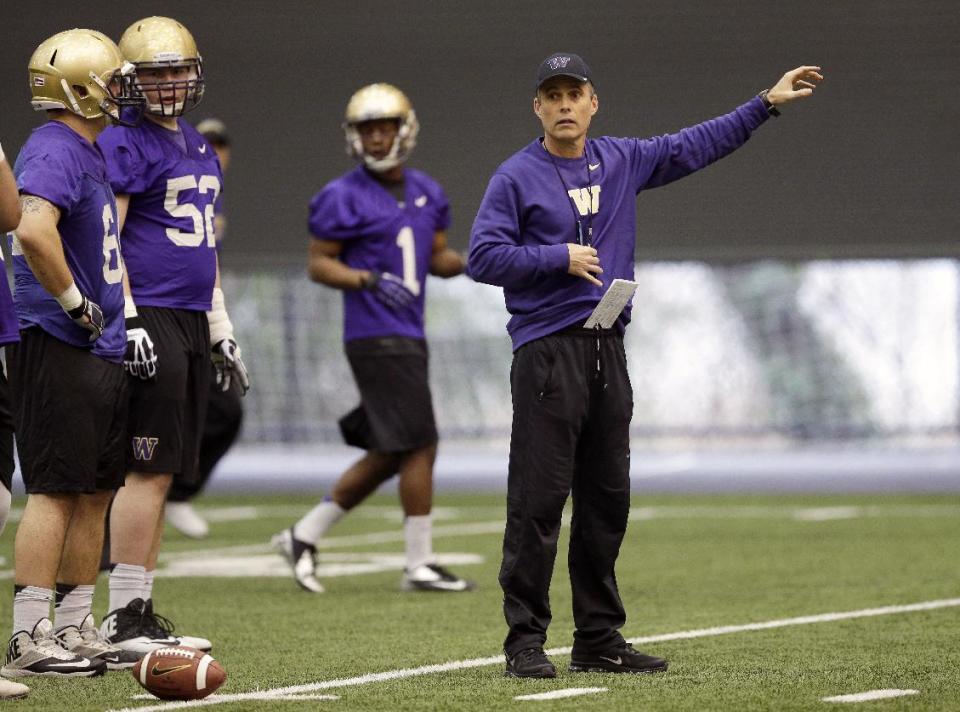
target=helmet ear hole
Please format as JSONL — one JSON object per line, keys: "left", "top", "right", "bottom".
{"left": 72, "top": 84, "right": 89, "bottom": 98}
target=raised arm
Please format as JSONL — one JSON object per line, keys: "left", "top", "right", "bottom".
{"left": 638, "top": 65, "right": 823, "bottom": 191}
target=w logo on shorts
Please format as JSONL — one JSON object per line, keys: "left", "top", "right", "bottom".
{"left": 132, "top": 436, "right": 160, "bottom": 461}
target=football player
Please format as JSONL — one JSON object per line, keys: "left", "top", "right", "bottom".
{"left": 272, "top": 84, "right": 472, "bottom": 594}
{"left": 2, "top": 29, "right": 144, "bottom": 681}
{"left": 96, "top": 16, "right": 247, "bottom": 654}
{"left": 164, "top": 118, "right": 243, "bottom": 539}
{"left": 0, "top": 136, "right": 29, "bottom": 700}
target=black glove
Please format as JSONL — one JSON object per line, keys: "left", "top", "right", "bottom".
{"left": 124, "top": 315, "right": 158, "bottom": 380}
{"left": 212, "top": 338, "right": 249, "bottom": 395}
{"left": 65, "top": 296, "right": 104, "bottom": 342}
{"left": 363, "top": 271, "right": 416, "bottom": 310}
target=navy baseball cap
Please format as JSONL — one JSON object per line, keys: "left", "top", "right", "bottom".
{"left": 536, "top": 52, "right": 593, "bottom": 90}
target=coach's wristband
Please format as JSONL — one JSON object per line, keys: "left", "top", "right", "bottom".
{"left": 56, "top": 283, "right": 83, "bottom": 312}
{"left": 124, "top": 295, "right": 138, "bottom": 319}
{"left": 758, "top": 90, "right": 781, "bottom": 117}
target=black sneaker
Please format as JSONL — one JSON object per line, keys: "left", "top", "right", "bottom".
{"left": 100, "top": 598, "right": 178, "bottom": 654}
{"left": 271, "top": 528, "right": 324, "bottom": 593}
{"left": 569, "top": 641, "right": 668, "bottom": 674}
{"left": 504, "top": 647, "right": 557, "bottom": 678}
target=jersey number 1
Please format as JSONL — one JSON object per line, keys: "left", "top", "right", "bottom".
{"left": 395, "top": 227, "right": 421, "bottom": 296}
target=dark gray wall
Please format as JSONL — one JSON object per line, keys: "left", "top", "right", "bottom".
{"left": 2, "top": 1, "right": 957, "bottom": 263}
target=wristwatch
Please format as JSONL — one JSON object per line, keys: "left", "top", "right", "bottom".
{"left": 758, "top": 89, "right": 781, "bottom": 117}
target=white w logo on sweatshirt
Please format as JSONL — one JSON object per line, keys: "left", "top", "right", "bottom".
{"left": 567, "top": 186, "right": 600, "bottom": 217}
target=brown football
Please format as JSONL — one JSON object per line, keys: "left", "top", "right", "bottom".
{"left": 131, "top": 645, "right": 227, "bottom": 701}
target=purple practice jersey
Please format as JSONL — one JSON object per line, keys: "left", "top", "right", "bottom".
{"left": 0, "top": 253, "right": 18, "bottom": 347}
{"left": 98, "top": 118, "right": 221, "bottom": 311}
{"left": 12, "top": 122, "right": 125, "bottom": 361}
{"left": 308, "top": 166, "right": 450, "bottom": 342}
{"left": 469, "top": 97, "right": 769, "bottom": 350}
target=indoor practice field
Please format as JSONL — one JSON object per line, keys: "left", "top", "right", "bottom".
{"left": 2, "top": 491, "right": 958, "bottom": 711}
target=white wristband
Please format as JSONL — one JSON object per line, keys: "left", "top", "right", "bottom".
{"left": 124, "top": 296, "right": 138, "bottom": 319}
{"left": 56, "top": 283, "right": 83, "bottom": 312}
{"left": 207, "top": 287, "right": 234, "bottom": 345}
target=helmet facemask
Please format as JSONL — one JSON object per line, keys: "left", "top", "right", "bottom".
{"left": 134, "top": 57, "right": 204, "bottom": 117}
{"left": 344, "top": 110, "right": 418, "bottom": 173}
{"left": 93, "top": 62, "right": 146, "bottom": 127}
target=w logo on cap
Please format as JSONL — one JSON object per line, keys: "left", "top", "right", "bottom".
{"left": 132, "top": 436, "right": 160, "bottom": 461}
{"left": 548, "top": 56, "right": 571, "bottom": 70}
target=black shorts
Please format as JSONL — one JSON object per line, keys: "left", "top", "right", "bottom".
{"left": 126, "top": 307, "right": 210, "bottom": 484}
{"left": 0, "top": 357, "right": 15, "bottom": 492}
{"left": 7, "top": 328, "right": 127, "bottom": 494}
{"left": 340, "top": 337, "right": 438, "bottom": 453}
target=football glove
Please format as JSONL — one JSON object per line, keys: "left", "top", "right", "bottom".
{"left": 124, "top": 316, "right": 158, "bottom": 380}
{"left": 65, "top": 295, "right": 104, "bottom": 342}
{"left": 364, "top": 271, "right": 416, "bottom": 310}
{"left": 212, "top": 338, "right": 249, "bottom": 395}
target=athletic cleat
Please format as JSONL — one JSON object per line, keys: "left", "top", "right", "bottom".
{"left": 401, "top": 563, "right": 476, "bottom": 592}
{"left": 141, "top": 599, "right": 212, "bottom": 652}
{"left": 101, "top": 598, "right": 178, "bottom": 654}
{"left": 56, "top": 614, "right": 141, "bottom": 671}
{"left": 0, "top": 677, "right": 29, "bottom": 699}
{"left": 165, "top": 502, "right": 210, "bottom": 539}
{"left": 1, "top": 618, "right": 106, "bottom": 678}
{"left": 504, "top": 647, "right": 557, "bottom": 678}
{"left": 272, "top": 528, "right": 324, "bottom": 593}
{"left": 569, "top": 642, "right": 668, "bottom": 674}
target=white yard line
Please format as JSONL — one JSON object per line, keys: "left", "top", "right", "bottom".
{"left": 514, "top": 687, "right": 607, "bottom": 701}
{"left": 822, "top": 689, "right": 919, "bottom": 703}
{"left": 106, "top": 597, "right": 960, "bottom": 712}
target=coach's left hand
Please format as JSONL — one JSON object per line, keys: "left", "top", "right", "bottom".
{"left": 766, "top": 66, "right": 824, "bottom": 106}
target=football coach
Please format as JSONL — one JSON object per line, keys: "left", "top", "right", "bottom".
{"left": 468, "top": 52, "right": 822, "bottom": 679}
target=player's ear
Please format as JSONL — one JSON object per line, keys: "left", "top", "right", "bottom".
{"left": 533, "top": 95, "right": 541, "bottom": 118}
{"left": 590, "top": 91, "right": 599, "bottom": 116}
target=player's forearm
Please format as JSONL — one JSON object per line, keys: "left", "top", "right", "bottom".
{"left": 308, "top": 253, "right": 368, "bottom": 290}
{"left": 429, "top": 248, "right": 465, "bottom": 278}
{"left": 16, "top": 223, "right": 77, "bottom": 297}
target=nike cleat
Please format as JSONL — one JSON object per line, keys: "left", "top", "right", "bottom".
{"left": 101, "top": 598, "right": 178, "bottom": 655}
{"left": 141, "top": 599, "right": 212, "bottom": 653}
{"left": 401, "top": 563, "right": 476, "bottom": 592}
{"left": 56, "top": 614, "right": 141, "bottom": 670}
{"left": 272, "top": 528, "right": 324, "bottom": 593}
{"left": 1, "top": 618, "right": 106, "bottom": 678}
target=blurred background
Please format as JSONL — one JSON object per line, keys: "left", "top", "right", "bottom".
{"left": 2, "top": 0, "right": 959, "bottom": 493}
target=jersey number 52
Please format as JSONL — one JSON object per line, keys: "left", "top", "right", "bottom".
{"left": 163, "top": 175, "right": 221, "bottom": 248}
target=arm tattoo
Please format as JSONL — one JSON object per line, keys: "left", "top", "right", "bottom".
{"left": 20, "top": 195, "right": 60, "bottom": 221}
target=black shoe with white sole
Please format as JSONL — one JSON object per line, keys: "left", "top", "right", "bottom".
{"left": 569, "top": 641, "right": 668, "bottom": 674}
{"left": 401, "top": 563, "right": 475, "bottom": 592}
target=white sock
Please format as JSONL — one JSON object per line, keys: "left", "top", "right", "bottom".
{"left": 142, "top": 570, "right": 155, "bottom": 601}
{"left": 293, "top": 498, "right": 346, "bottom": 544}
{"left": 108, "top": 563, "right": 145, "bottom": 612}
{"left": 404, "top": 514, "right": 433, "bottom": 570}
{"left": 54, "top": 583, "right": 94, "bottom": 632}
{"left": 13, "top": 585, "right": 53, "bottom": 637}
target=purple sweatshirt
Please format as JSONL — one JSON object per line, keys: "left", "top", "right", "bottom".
{"left": 468, "top": 97, "right": 769, "bottom": 350}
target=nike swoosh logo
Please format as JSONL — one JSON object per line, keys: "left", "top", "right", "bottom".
{"left": 599, "top": 655, "right": 622, "bottom": 665}
{"left": 414, "top": 195, "right": 428, "bottom": 207}
{"left": 151, "top": 663, "right": 193, "bottom": 676}
{"left": 199, "top": 145, "right": 207, "bottom": 153}
{"left": 46, "top": 659, "right": 96, "bottom": 669}
{"left": 589, "top": 163, "right": 601, "bottom": 171}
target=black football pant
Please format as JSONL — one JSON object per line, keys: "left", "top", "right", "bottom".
{"left": 500, "top": 326, "right": 633, "bottom": 657}
{"left": 168, "top": 368, "right": 244, "bottom": 502}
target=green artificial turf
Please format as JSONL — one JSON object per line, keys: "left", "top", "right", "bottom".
{"left": 1, "top": 493, "right": 958, "bottom": 711}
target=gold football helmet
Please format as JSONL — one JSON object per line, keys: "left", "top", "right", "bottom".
{"left": 119, "top": 16, "right": 204, "bottom": 116}
{"left": 343, "top": 83, "right": 419, "bottom": 172}
{"left": 28, "top": 29, "right": 143, "bottom": 125}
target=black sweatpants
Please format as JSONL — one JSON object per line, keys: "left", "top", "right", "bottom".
{"left": 499, "top": 326, "right": 633, "bottom": 657}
